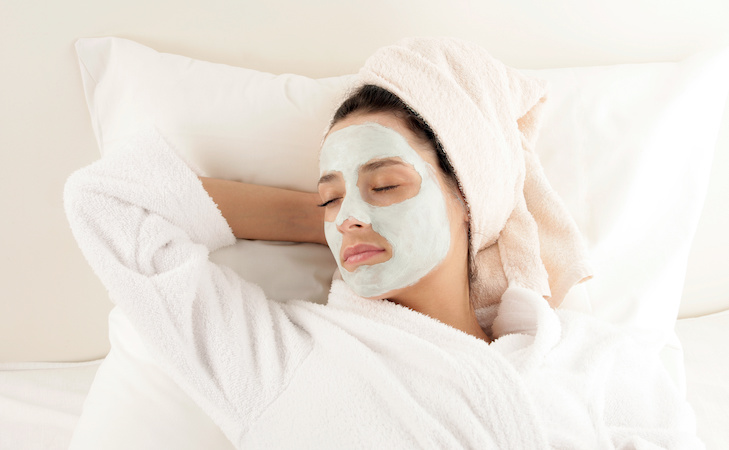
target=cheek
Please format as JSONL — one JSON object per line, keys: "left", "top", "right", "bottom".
{"left": 324, "top": 222, "right": 343, "bottom": 259}
{"left": 323, "top": 204, "right": 340, "bottom": 222}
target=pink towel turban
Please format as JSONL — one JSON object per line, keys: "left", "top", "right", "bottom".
{"left": 356, "top": 37, "right": 592, "bottom": 308}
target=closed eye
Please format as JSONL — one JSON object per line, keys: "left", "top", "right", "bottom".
{"left": 372, "top": 185, "right": 399, "bottom": 192}
{"left": 317, "top": 197, "right": 342, "bottom": 208}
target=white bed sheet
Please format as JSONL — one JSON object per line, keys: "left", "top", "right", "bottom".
{"left": 0, "top": 310, "right": 726, "bottom": 450}
{"left": 675, "top": 309, "right": 729, "bottom": 449}
{"left": 0, "top": 360, "right": 101, "bottom": 450}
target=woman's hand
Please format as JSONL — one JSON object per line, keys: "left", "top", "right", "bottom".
{"left": 199, "top": 177, "right": 326, "bottom": 245}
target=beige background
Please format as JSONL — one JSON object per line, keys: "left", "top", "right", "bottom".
{"left": 2, "top": 0, "right": 729, "bottom": 362}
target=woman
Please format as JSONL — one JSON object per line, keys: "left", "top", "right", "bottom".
{"left": 205, "top": 83, "right": 485, "bottom": 342}
{"left": 65, "top": 38, "right": 700, "bottom": 448}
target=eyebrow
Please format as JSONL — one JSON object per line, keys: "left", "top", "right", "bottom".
{"left": 317, "top": 173, "right": 339, "bottom": 185}
{"left": 359, "top": 158, "right": 407, "bottom": 174}
{"left": 317, "top": 159, "right": 407, "bottom": 185}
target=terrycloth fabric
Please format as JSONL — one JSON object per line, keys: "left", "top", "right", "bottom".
{"left": 64, "top": 130, "right": 701, "bottom": 448}
{"left": 357, "top": 37, "right": 592, "bottom": 307}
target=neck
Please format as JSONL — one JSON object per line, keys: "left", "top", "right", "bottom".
{"left": 388, "top": 263, "right": 490, "bottom": 343}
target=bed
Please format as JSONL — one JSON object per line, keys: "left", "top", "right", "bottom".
{"left": 2, "top": 0, "right": 729, "bottom": 448}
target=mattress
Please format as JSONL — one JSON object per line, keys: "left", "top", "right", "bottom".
{"left": 0, "top": 360, "right": 101, "bottom": 450}
{"left": 675, "top": 309, "right": 729, "bottom": 449}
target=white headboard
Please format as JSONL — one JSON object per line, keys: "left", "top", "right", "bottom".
{"left": 2, "top": 0, "right": 728, "bottom": 362}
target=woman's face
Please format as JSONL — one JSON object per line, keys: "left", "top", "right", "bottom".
{"left": 318, "top": 112, "right": 468, "bottom": 299}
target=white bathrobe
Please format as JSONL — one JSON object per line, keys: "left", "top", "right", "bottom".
{"left": 64, "top": 131, "right": 702, "bottom": 449}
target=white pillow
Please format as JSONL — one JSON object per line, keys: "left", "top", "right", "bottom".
{"left": 522, "top": 55, "right": 729, "bottom": 339}
{"left": 78, "top": 36, "right": 351, "bottom": 305}
{"left": 71, "top": 37, "right": 729, "bottom": 447}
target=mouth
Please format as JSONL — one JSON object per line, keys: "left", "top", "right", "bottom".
{"left": 342, "top": 243, "right": 386, "bottom": 266}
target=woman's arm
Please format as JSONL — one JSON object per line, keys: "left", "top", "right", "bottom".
{"left": 64, "top": 131, "right": 313, "bottom": 443}
{"left": 200, "top": 177, "right": 326, "bottom": 245}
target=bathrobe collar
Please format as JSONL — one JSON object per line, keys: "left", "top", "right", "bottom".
{"left": 326, "top": 279, "right": 493, "bottom": 354}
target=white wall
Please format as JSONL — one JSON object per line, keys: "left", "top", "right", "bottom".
{"left": 2, "top": 0, "right": 728, "bottom": 361}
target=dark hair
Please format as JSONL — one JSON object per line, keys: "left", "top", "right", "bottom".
{"left": 330, "top": 84, "right": 475, "bottom": 287}
{"left": 330, "top": 85, "right": 459, "bottom": 192}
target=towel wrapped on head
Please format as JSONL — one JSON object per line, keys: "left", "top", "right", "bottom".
{"left": 356, "top": 37, "right": 592, "bottom": 309}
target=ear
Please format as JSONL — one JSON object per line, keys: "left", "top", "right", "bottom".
{"left": 460, "top": 195, "right": 470, "bottom": 224}
{"left": 451, "top": 188, "right": 469, "bottom": 224}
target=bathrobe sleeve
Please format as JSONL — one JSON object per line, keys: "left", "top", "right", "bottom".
{"left": 494, "top": 289, "right": 703, "bottom": 448}
{"left": 64, "top": 130, "right": 313, "bottom": 442}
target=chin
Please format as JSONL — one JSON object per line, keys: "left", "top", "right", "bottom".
{"left": 349, "top": 283, "right": 401, "bottom": 301}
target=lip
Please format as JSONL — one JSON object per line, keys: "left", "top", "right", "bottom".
{"left": 342, "top": 243, "right": 386, "bottom": 265}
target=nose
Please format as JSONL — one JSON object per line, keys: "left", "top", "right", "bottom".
{"left": 337, "top": 217, "right": 369, "bottom": 233}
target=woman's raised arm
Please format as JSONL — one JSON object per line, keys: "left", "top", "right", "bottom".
{"left": 199, "top": 177, "right": 326, "bottom": 245}
{"left": 64, "top": 131, "right": 315, "bottom": 443}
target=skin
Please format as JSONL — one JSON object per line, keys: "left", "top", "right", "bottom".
{"left": 199, "top": 178, "right": 326, "bottom": 245}
{"left": 319, "top": 112, "right": 490, "bottom": 342}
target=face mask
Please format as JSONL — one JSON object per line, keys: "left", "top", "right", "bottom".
{"left": 319, "top": 122, "right": 451, "bottom": 298}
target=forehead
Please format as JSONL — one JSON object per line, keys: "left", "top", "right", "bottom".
{"left": 319, "top": 123, "right": 427, "bottom": 176}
